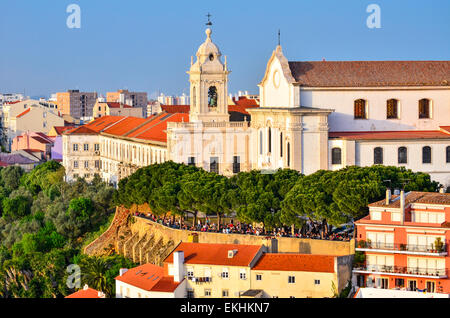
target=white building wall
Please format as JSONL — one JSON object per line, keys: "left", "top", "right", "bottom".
{"left": 299, "top": 87, "right": 450, "bottom": 132}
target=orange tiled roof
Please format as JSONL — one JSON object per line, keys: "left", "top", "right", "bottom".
{"left": 126, "top": 113, "right": 189, "bottom": 142}
{"left": 65, "top": 287, "right": 104, "bottom": 298}
{"left": 252, "top": 253, "right": 335, "bottom": 273}
{"left": 233, "top": 97, "right": 259, "bottom": 107}
{"left": 161, "top": 105, "right": 190, "bottom": 113}
{"left": 369, "top": 191, "right": 450, "bottom": 208}
{"left": 329, "top": 130, "right": 450, "bottom": 140}
{"left": 52, "top": 126, "right": 75, "bottom": 135}
{"left": 64, "top": 116, "right": 125, "bottom": 135}
{"left": 115, "top": 263, "right": 181, "bottom": 292}
{"left": 288, "top": 61, "right": 450, "bottom": 87}
{"left": 106, "top": 102, "right": 133, "bottom": 109}
{"left": 164, "top": 242, "right": 262, "bottom": 267}
{"left": 102, "top": 117, "right": 147, "bottom": 136}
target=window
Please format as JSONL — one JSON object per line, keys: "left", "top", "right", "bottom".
{"left": 210, "top": 157, "right": 219, "bottom": 174}
{"left": 204, "top": 289, "right": 211, "bottom": 297}
{"left": 94, "top": 160, "right": 100, "bottom": 169}
{"left": 84, "top": 161, "right": 89, "bottom": 168}
{"left": 239, "top": 269, "right": 246, "bottom": 280}
{"left": 314, "top": 279, "right": 320, "bottom": 285}
{"left": 331, "top": 147, "right": 342, "bottom": 165}
{"left": 221, "top": 268, "right": 229, "bottom": 279}
{"left": 188, "top": 157, "right": 196, "bottom": 166}
{"left": 447, "top": 146, "right": 450, "bottom": 163}
{"left": 395, "top": 278, "right": 405, "bottom": 288}
{"left": 187, "top": 290, "right": 194, "bottom": 298}
{"left": 408, "top": 280, "right": 417, "bottom": 291}
{"left": 233, "top": 156, "right": 240, "bottom": 174}
{"left": 374, "top": 147, "right": 383, "bottom": 164}
{"left": 288, "top": 276, "right": 295, "bottom": 284}
{"left": 84, "top": 143, "right": 89, "bottom": 151}
{"left": 73, "top": 144, "right": 79, "bottom": 152}
{"left": 259, "top": 130, "right": 263, "bottom": 155}
{"left": 43, "top": 122, "right": 46, "bottom": 128}
{"left": 268, "top": 127, "right": 272, "bottom": 153}
{"left": 208, "top": 86, "right": 217, "bottom": 107}
{"left": 222, "top": 289, "right": 229, "bottom": 297}
{"left": 386, "top": 99, "right": 399, "bottom": 119}
{"left": 43, "top": 112, "right": 47, "bottom": 118}
{"left": 419, "top": 99, "right": 431, "bottom": 119}
{"left": 73, "top": 161, "right": 79, "bottom": 168}
{"left": 422, "top": 146, "right": 431, "bottom": 164}
{"left": 186, "top": 268, "right": 194, "bottom": 278}
{"left": 94, "top": 143, "right": 100, "bottom": 151}
{"left": 287, "top": 142, "right": 290, "bottom": 167}
{"left": 280, "top": 133, "right": 283, "bottom": 157}
{"left": 398, "top": 147, "right": 407, "bottom": 164}
{"left": 354, "top": 99, "right": 367, "bottom": 119}
{"left": 256, "top": 274, "right": 262, "bottom": 281}
{"left": 426, "top": 281, "right": 436, "bottom": 293}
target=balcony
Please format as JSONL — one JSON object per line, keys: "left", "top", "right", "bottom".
{"left": 353, "top": 265, "right": 448, "bottom": 279}
{"left": 356, "top": 241, "right": 447, "bottom": 256}
{"left": 187, "top": 276, "right": 212, "bottom": 284}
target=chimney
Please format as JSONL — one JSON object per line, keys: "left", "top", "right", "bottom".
{"left": 119, "top": 268, "right": 128, "bottom": 276}
{"left": 385, "top": 188, "right": 391, "bottom": 205}
{"left": 173, "top": 251, "right": 184, "bottom": 283}
{"left": 83, "top": 284, "right": 89, "bottom": 290}
{"left": 400, "top": 190, "right": 405, "bottom": 225}
{"left": 98, "top": 291, "right": 105, "bottom": 298}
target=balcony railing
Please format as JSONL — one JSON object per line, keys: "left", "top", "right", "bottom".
{"left": 356, "top": 241, "right": 447, "bottom": 254}
{"left": 188, "top": 276, "right": 212, "bottom": 284}
{"left": 353, "top": 265, "right": 447, "bottom": 277}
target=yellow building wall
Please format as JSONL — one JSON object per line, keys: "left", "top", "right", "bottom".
{"left": 250, "top": 270, "right": 338, "bottom": 298}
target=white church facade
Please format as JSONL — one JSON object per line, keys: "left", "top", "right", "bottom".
{"left": 167, "top": 27, "right": 450, "bottom": 186}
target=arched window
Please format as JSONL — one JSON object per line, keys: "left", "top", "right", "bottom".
{"left": 374, "top": 147, "right": 383, "bottom": 164}
{"left": 280, "top": 133, "right": 283, "bottom": 157}
{"left": 419, "top": 99, "right": 430, "bottom": 119}
{"left": 447, "top": 146, "right": 450, "bottom": 163}
{"left": 398, "top": 147, "right": 407, "bottom": 164}
{"left": 354, "top": 99, "right": 367, "bottom": 119}
{"left": 268, "top": 127, "right": 272, "bottom": 153}
{"left": 287, "top": 142, "right": 290, "bottom": 167}
{"left": 422, "top": 146, "right": 431, "bottom": 164}
{"left": 192, "top": 86, "right": 196, "bottom": 106}
{"left": 208, "top": 86, "right": 217, "bottom": 107}
{"left": 259, "top": 130, "right": 263, "bottom": 155}
{"left": 387, "top": 99, "right": 399, "bottom": 119}
{"left": 331, "top": 148, "right": 342, "bottom": 165}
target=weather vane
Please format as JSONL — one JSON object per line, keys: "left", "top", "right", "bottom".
{"left": 206, "top": 13, "right": 212, "bottom": 26}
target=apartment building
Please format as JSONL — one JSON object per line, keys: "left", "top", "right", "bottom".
{"left": 56, "top": 90, "right": 97, "bottom": 120}
{"left": 92, "top": 101, "right": 143, "bottom": 119}
{"left": 106, "top": 89, "right": 147, "bottom": 117}
{"left": 353, "top": 189, "right": 450, "bottom": 294}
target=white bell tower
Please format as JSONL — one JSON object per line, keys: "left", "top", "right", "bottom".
{"left": 188, "top": 28, "right": 230, "bottom": 123}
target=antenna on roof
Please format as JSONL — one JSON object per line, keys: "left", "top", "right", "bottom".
{"left": 278, "top": 29, "right": 281, "bottom": 46}
{"left": 400, "top": 179, "right": 411, "bottom": 191}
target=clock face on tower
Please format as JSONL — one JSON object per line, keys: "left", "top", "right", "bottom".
{"left": 273, "top": 70, "right": 280, "bottom": 88}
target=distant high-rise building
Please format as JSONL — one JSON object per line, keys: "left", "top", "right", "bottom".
{"left": 106, "top": 89, "right": 148, "bottom": 117}
{"left": 56, "top": 90, "right": 98, "bottom": 120}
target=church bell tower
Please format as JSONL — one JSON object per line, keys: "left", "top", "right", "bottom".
{"left": 188, "top": 27, "right": 230, "bottom": 123}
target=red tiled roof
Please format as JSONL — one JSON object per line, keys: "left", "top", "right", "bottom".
{"left": 369, "top": 191, "right": 450, "bottom": 208}
{"left": 31, "top": 136, "right": 52, "bottom": 144}
{"left": 15, "top": 108, "right": 31, "bottom": 118}
{"left": 127, "top": 113, "right": 188, "bottom": 142}
{"left": 65, "top": 287, "right": 104, "bottom": 298}
{"left": 161, "top": 105, "right": 190, "bottom": 113}
{"left": 440, "top": 126, "right": 450, "bottom": 134}
{"left": 106, "top": 102, "right": 133, "bottom": 109}
{"left": 329, "top": 130, "right": 450, "bottom": 140}
{"left": 252, "top": 253, "right": 335, "bottom": 273}
{"left": 233, "top": 97, "right": 259, "bottom": 107}
{"left": 4, "top": 100, "right": 21, "bottom": 105}
{"left": 161, "top": 104, "right": 260, "bottom": 115}
{"left": 115, "top": 263, "right": 181, "bottom": 293}
{"left": 164, "top": 242, "right": 262, "bottom": 267}
{"left": 102, "top": 117, "right": 147, "bottom": 136}
{"left": 288, "top": 61, "right": 450, "bottom": 87}
{"left": 64, "top": 116, "right": 125, "bottom": 135}
{"left": 53, "top": 126, "right": 75, "bottom": 135}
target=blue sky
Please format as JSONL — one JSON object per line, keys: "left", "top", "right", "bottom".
{"left": 0, "top": 0, "right": 449, "bottom": 99}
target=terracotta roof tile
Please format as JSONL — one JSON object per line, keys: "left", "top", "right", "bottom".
{"left": 288, "top": 61, "right": 450, "bottom": 87}
{"left": 164, "top": 242, "right": 262, "bottom": 267}
{"left": 15, "top": 108, "right": 31, "bottom": 118}
{"left": 115, "top": 263, "right": 181, "bottom": 293}
{"left": 369, "top": 191, "right": 450, "bottom": 208}
{"left": 252, "top": 253, "right": 335, "bottom": 273}
{"left": 65, "top": 287, "right": 104, "bottom": 298}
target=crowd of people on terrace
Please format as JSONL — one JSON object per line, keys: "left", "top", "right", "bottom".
{"left": 135, "top": 212, "right": 353, "bottom": 241}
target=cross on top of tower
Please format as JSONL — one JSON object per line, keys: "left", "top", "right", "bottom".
{"left": 206, "top": 13, "right": 212, "bottom": 26}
